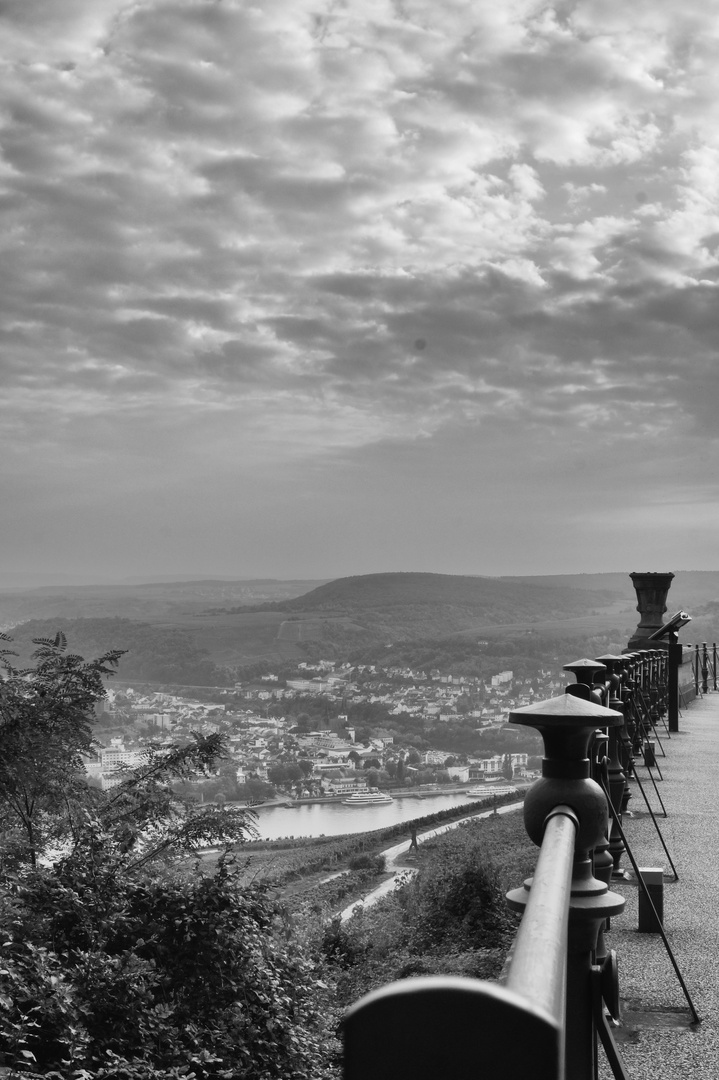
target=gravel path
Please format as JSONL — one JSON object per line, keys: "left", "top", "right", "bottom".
{"left": 597, "top": 692, "right": 719, "bottom": 1078}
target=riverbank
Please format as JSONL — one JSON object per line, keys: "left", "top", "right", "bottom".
{"left": 240, "top": 783, "right": 531, "bottom": 842}
{"left": 264, "top": 781, "right": 530, "bottom": 809}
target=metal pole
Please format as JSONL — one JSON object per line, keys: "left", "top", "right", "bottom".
{"left": 667, "top": 641, "right": 681, "bottom": 733}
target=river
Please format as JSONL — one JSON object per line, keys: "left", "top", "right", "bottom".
{"left": 249, "top": 790, "right": 508, "bottom": 841}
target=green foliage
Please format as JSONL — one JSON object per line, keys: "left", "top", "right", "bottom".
{"left": 347, "top": 853, "right": 385, "bottom": 873}
{"left": 0, "top": 635, "right": 340, "bottom": 1080}
{"left": 317, "top": 813, "right": 536, "bottom": 1007}
{"left": 0, "top": 632, "right": 125, "bottom": 868}
{"left": 401, "top": 833, "right": 516, "bottom": 952}
{"left": 0, "top": 859, "right": 340, "bottom": 1079}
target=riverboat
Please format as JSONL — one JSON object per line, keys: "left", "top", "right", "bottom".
{"left": 342, "top": 789, "right": 394, "bottom": 806}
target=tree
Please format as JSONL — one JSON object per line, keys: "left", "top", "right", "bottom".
{"left": 0, "top": 636, "right": 341, "bottom": 1079}
{"left": 0, "top": 631, "right": 125, "bottom": 868}
{"left": 502, "top": 753, "right": 514, "bottom": 780}
{"left": 268, "top": 763, "right": 290, "bottom": 786}
{"left": 294, "top": 711, "right": 313, "bottom": 733}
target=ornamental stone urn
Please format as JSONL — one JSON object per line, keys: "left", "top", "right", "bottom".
{"left": 627, "top": 571, "right": 674, "bottom": 651}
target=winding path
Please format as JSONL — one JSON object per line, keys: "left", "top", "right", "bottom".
{"left": 337, "top": 800, "right": 524, "bottom": 922}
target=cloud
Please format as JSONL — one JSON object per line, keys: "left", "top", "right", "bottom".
{"left": 4, "top": 0, "right": 719, "bottom": 574}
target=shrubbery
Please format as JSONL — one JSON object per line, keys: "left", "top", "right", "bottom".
{"left": 0, "top": 632, "right": 536, "bottom": 1080}
{"left": 0, "top": 633, "right": 341, "bottom": 1080}
{"left": 316, "top": 814, "right": 536, "bottom": 1008}
{"left": 1, "top": 857, "right": 340, "bottom": 1079}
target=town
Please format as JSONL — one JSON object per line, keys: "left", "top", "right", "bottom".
{"left": 86, "top": 655, "right": 573, "bottom": 802}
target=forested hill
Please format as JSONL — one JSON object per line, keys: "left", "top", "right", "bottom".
{"left": 255, "top": 572, "right": 620, "bottom": 621}
{"left": 206, "top": 571, "right": 626, "bottom": 650}
{"left": 5, "top": 618, "right": 232, "bottom": 686}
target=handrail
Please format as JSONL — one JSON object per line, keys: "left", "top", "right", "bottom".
{"left": 343, "top": 805, "right": 578, "bottom": 1080}
{"left": 505, "top": 806, "right": 576, "bottom": 1023}
{"left": 692, "top": 641, "right": 718, "bottom": 694}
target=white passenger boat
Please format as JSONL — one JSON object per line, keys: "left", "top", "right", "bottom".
{"left": 342, "top": 789, "right": 394, "bottom": 806}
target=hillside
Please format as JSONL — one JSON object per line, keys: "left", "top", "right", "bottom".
{"left": 229, "top": 572, "right": 626, "bottom": 651}
{"left": 4, "top": 617, "right": 233, "bottom": 687}
{"left": 277, "top": 572, "right": 621, "bottom": 616}
{"left": 0, "top": 578, "right": 328, "bottom": 631}
{"left": 9, "top": 570, "right": 707, "bottom": 678}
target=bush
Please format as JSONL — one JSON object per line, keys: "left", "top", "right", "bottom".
{"left": 348, "top": 853, "right": 386, "bottom": 873}
{"left": 320, "top": 812, "right": 537, "bottom": 1007}
{"left": 0, "top": 857, "right": 341, "bottom": 1079}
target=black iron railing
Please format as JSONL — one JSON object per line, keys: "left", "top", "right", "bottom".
{"left": 692, "top": 641, "right": 718, "bottom": 695}
{"left": 342, "top": 591, "right": 703, "bottom": 1080}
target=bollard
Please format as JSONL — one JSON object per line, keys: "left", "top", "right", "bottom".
{"left": 637, "top": 867, "right": 664, "bottom": 933}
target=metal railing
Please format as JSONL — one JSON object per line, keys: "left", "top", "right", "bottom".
{"left": 692, "top": 641, "right": 718, "bottom": 695}
{"left": 343, "top": 806, "right": 580, "bottom": 1080}
{"left": 342, "top": 639, "right": 698, "bottom": 1080}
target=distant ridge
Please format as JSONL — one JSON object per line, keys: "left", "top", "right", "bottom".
{"left": 274, "top": 571, "right": 621, "bottom": 617}
{"left": 214, "top": 571, "right": 629, "bottom": 651}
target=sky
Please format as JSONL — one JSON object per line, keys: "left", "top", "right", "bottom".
{"left": 3, "top": 0, "right": 719, "bottom": 583}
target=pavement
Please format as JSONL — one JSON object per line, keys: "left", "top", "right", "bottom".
{"left": 597, "top": 691, "right": 719, "bottom": 1078}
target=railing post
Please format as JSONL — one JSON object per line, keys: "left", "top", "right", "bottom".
{"left": 562, "top": 659, "right": 614, "bottom": 884}
{"left": 702, "top": 642, "right": 709, "bottom": 694}
{"left": 667, "top": 641, "right": 682, "bottom": 733}
{"left": 595, "top": 654, "right": 630, "bottom": 872}
{"left": 509, "top": 693, "right": 626, "bottom": 1080}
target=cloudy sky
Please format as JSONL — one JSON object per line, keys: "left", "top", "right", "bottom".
{"left": 3, "top": 0, "right": 719, "bottom": 583}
